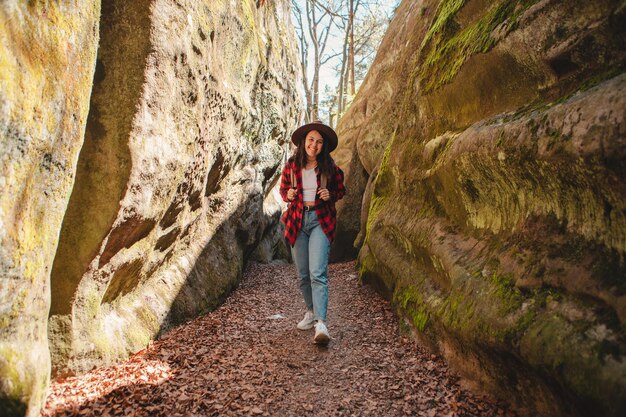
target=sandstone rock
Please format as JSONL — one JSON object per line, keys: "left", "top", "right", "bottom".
{"left": 340, "top": 0, "right": 626, "bottom": 416}
{"left": 250, "top": 184, "right": 292, "bottom": 264}
{"left": 1, "top": 0, "right": 301, "bottom": 415}
{"left": 0, "top": 2, "right": 101, "bottom": 415}
{"left": 48, "top": 0, "right": 301, "bottom": 376}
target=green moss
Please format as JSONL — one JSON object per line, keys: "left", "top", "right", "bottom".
{"left": 411, "top": 308, "right": 430, "bottom": 332}
{"left": 0, "top": 348, "right": 25, "bottom": 399}
{"left": 419, "top": 0, "right": 539, "bottom": 92}
{"left": 496, "top": 130, "right": 505, "bottom": 148}
{"left": 358, "top": 250, "right": 375, "bottom": 279}
{"left": 437, "top": 290, "right": 473, "bottom": 332}
{"left": 393, "top": 261, "right": 537, "bottom": 345}
{"left": 366, "top": 195, "right": 385, "bottom": 235}
{"left": 578, "top": 65, "right": 626, "bottom": 93}
{"left": 421, "top": 0, "right": 466, "bottom": 48}
{"left": 489, "top": 271, "right": 523, "bottom": 314}
{"left": 366, "top": 129, "right": 397, "bottom": 235}
{"left": 394, "top": 286, "right": 430, "bottom": 331}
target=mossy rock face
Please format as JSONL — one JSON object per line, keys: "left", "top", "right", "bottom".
{"left": 0, "top": 2, "right": 101, "bottom": 416}
{"left": 342, "top": 0, "right": 626, "bottom": 416}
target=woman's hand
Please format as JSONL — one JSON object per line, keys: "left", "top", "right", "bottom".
{"left": 317, "top": 188, "right": 330, "bottom": 201}
{"left": 287, "top": 188, "right": 297, "bottom": 201}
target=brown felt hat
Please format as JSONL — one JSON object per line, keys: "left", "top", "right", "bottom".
{"left": 291, "top": 120, "right": 338, "bottom": 152}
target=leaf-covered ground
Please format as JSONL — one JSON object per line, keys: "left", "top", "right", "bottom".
{"left": 41, "top": 261, "right": 515, "bottom": 416}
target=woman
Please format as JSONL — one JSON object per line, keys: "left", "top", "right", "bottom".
{"left": 280, "top": 120, "right": 346, "bottom": 344}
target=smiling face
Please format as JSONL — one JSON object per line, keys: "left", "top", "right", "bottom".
{"left": 304, "top": 130, "right": 324, "bottom": 160}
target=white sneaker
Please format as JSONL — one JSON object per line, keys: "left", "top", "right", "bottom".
{"left": 297, "top": 310, "right": 315, "bottom": 330}
{"left": 314, "top": 321, "right": 330, "bottom": 344}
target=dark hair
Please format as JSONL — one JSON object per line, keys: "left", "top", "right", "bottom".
{"left": 290, "top": 132, "right": 335, "bottom": 177}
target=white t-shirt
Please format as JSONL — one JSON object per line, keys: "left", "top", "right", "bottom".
{"left": 302, "top": 168, "right": 317, "bottom": 202}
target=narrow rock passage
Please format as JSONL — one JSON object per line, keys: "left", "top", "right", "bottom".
{"left": 41, "top": 261, "right": 515, "bottom": 416}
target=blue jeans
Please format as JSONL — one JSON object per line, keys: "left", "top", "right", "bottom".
{"left": 291, "top": 210, "right": 330, "bottom": 322}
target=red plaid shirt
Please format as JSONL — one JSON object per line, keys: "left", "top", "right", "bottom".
{"left": 280, "top": 160, "right": 346, "bottom": 246}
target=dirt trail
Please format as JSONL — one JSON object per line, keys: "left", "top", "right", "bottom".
{"left": 41, "top": 261, "right": 515, "bottom": 416}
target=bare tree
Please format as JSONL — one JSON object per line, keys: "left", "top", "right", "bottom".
{"left": 335, "top": 6, "right": 349, "bottom": 120}
{"left": 348, "top": 0, "right": 356, "bottom": 95}
{"left": 332, "top": 0, "right": 396, "bottom": 122}
{"left": 292, "top": 0, "right": 397, "bottom": 125}
{"left": 292, "top": 1, "right": 312, "bottom": 117}
{"left": 292, "top": 0, "right": 341, "bottom": 122}
{"left": 337, "top": 0, "right": 360, "bottom": 117}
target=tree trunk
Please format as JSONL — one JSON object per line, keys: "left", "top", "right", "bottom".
{"left": 337, "top": 20, "right": 349, "bottom": 117}
{"left": 348, "top": 0, "right": 355, "bottom": 95}
{"left": 307, "top": 0, "right": 320, "bottom": 121}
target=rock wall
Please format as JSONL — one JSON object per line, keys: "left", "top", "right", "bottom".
{"left": 0, "top": 2, "right": 101, "bottom": 416}
{"left": 335, "top": 0, "right": 626, "bottom": 416}
{"left": 0, "top": 0, "right": 301, "bottom": 415}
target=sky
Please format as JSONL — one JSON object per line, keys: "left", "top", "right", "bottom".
{"left": 316, "top": 2, "right": 397, "bottom": 90}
